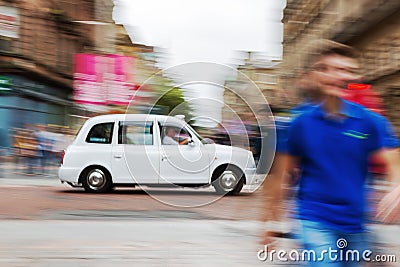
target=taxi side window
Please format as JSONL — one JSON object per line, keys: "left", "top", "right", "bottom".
{"left": 118, "top": 121, "right": 153, "bottom": 145}
{"left": 86, "top": 122, "right": 114, "bottom": 144}
{"left": 160, "top": 125, "right": 191, "bottom": 145}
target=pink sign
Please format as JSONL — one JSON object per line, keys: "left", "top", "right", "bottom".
{"left": 73, "top": 54, "right": 136, "bottom": 105}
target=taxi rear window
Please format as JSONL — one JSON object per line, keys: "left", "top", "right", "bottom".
{"left": 86, "top": 122, "right": 114, "bottom": 144}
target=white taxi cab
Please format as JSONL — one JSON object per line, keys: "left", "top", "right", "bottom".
{"left": 59, "top": 114, "right": 261, "bottom": 195}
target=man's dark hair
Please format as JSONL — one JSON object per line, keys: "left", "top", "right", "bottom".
{"left": 303, "top": 39, "right": 358, "bottom": 71}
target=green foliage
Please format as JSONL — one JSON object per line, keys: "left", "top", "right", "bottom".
{"left": 152, "top": 76, "right": 193, "bottom": 123}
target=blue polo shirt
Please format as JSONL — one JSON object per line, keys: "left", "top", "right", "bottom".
{"left": 370, "top": 112, "right": 399, "bottom": 148}
{"left": 276, "top": 101, "right": 316, "bottom": 153}
{"left": 287, "top": 100, "right": 398, "bottom": 232}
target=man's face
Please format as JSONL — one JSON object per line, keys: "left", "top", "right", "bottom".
{"left": 167, "top": 128, "right": 176, "bottom": 137}
{"left": 310, "top": 54, "right": 360, "bottom": 98}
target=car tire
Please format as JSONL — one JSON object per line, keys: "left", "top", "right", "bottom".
{"left": 212, "top": 166, "right": 244, "bottom": 196}
{"left": 81, "top": 167, "right": 113, "bottom": 193}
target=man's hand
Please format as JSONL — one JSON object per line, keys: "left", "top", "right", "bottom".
{"left": 376, "top": 183, "right": 400, "bottom": 223}
{"left": 260, "top": 230, "right": 278, "bottom": 248}
{"left": 259, "top": 221, "right": 290, "bottom": 249}
{"left": 179, "top": 138, "right": 189, "bottom": 145}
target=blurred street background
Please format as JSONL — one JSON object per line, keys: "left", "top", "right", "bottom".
{"left": 0, "top": 0, "right": 400, "bottom": 167}
{"left": 1, "top": 0, "right": 400, "bottom": 266}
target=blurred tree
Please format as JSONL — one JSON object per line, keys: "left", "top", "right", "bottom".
{"left": 152, "top": 76, "right": 194, "bottom": 124}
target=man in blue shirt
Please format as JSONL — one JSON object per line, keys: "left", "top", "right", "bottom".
{"left": 261, "top": 40, "right": 400, "bottom": 266}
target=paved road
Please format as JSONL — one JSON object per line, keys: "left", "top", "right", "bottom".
{"left": 0, "top": 170, "right": 274, "bottom": 266}
{"left": 0, "top": 174, "right": 282, "bottom": 267}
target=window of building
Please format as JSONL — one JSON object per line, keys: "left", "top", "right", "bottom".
{"left": 0, "top": 38, "right": 12, "bottom": 52}
{"left": 255, "top": 73, "right": 277, "bottom": 85}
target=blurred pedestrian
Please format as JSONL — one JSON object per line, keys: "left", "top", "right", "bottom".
{"left": 214, "top": 123, "right": 231, "bottom": 146}
{"left": 15, "top": 128, "right": 40, "bottom": 175}
{"left": 0, "top": 145, "right": 6, "bottom": 177}
{"left": 261, "top": 40, "right": 400, "bottom": 266}
{"left": 35, "top": 125, "right": 52, "bottom": 174}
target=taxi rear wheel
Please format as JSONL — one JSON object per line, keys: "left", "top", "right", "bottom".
{"left": 81, "top": 167, "right": 112, "bottom": 193}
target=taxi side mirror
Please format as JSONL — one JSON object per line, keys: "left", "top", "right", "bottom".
{"left": 188, "top": 138, "right": 195, "bottom": 146}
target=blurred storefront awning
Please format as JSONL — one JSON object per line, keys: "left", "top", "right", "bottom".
{"left": 14, "top": 85, "right": 72, "bottom": 106}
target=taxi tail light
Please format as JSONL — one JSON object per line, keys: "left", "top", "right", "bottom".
{"left": 60, "top": 150, "right": 65, "bottom": 165}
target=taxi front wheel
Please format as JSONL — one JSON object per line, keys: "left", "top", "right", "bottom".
{"left": 212, "top": 166, "right": 244, "bottom": 196}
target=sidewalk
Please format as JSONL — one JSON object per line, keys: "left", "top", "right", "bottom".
{"left": 0, "top": 220, "right": 399, "bottom": 267}
{"left": 0, "top": 160, "right": 59, "bottom": 176}
{"left": 0, "top": 161, "right": 60, "bottom": 186}
{"left": 1, "top": 220, "right": 267, "bottom": 267}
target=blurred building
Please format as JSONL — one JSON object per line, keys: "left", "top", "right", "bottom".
{"left": 220, "top": 53, "right": 280, "bottom": 153}
{"left": 114, "top": 25, "right": 171, "bottom": 115}
{"left": 281, "top": 0, "right": 400, "bottom": 132}
{"left": 0, "top": 0, "right": 117, "bottom": 147}
{"left": 114, "top": 25, "right": 153, "bottom": 112}
{"left": 222, "top": 52, "right": 282, "bottom": 125}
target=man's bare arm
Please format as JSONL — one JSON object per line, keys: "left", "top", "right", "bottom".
{"left": 259, "top": 153, "right": 298, "bottom": 245}
{"left": 376, "top": 148, "right": 400, "bottom": 223}
{"left": 259, "top": 153, "right": 298, "bottom": 221}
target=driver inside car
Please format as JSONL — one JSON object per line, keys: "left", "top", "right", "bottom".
{"left": 162, "top": 127, "right": 189, "bottom": 145}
